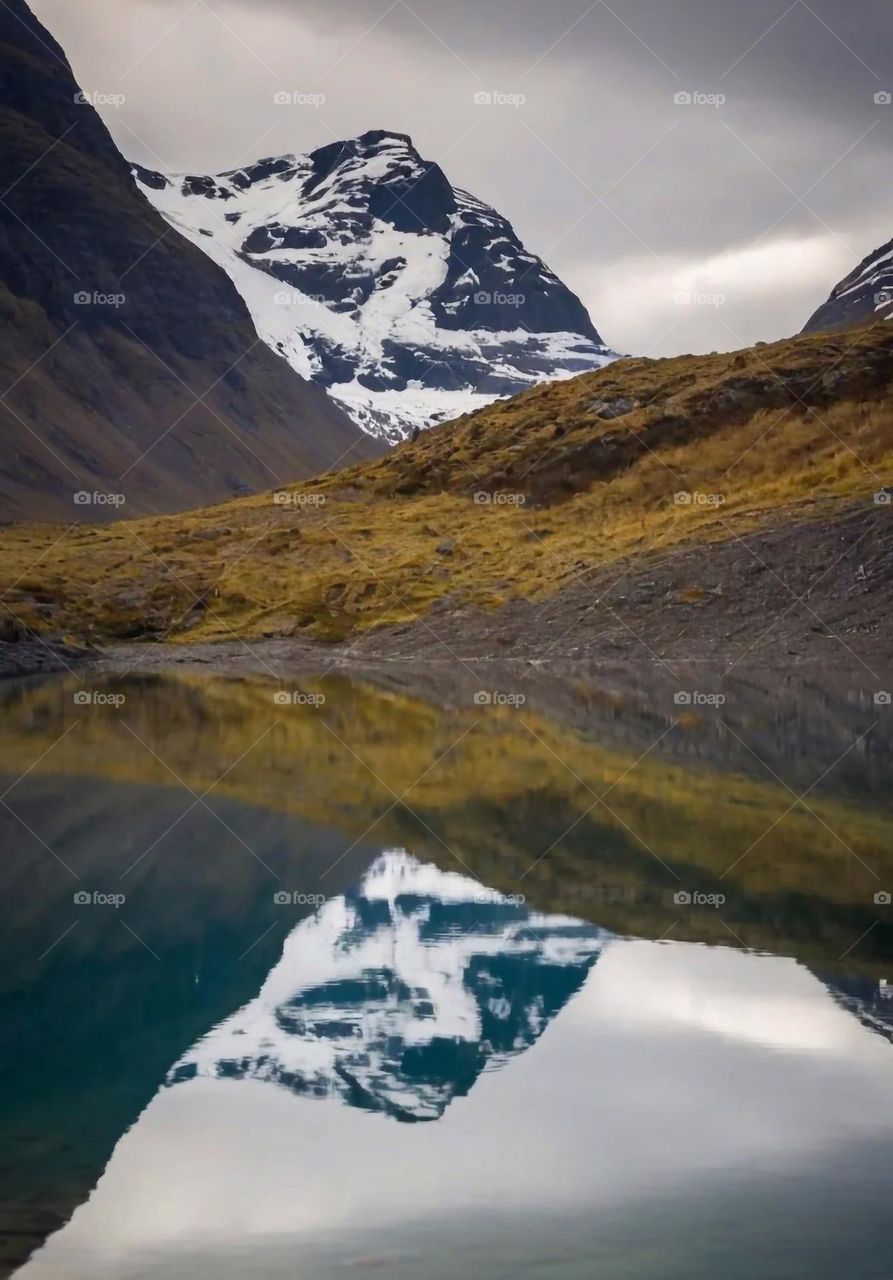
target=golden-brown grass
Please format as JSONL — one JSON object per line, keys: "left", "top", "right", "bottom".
{"left": 1, "top": 323, "right": 891, "bottom": 644}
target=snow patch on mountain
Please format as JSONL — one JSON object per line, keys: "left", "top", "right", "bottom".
{"left": 132, "top": 131, "right": 617, "bottom": 443}
{"left": 167, "top": 850, "right": 606, "bottom": 1122}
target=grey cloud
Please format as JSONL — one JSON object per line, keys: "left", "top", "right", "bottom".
{"left": 29, "top": 0, "right": 893, "bottom": 354}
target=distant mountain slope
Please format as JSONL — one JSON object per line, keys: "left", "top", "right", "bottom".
{"left": 803, "top": 236, "right": 893, "bottom": 334}
{"left": 0, "top": 0, "right": 376, "bottom": 522}
{"left": 134, "top": 130, "right": 617, "bottom": 443}
{"left": 168, "top": 851, "right": 605, "bottom": 1122}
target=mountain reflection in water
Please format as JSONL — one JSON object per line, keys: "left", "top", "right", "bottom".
{"left": 16, "top": 863, "right": 893, "bottom": 1280}
{"left": 167, "top": 852, "right": 605, "bottom": 1122}
{"left": 3, "top": 669, "right": 893, "bottom": 1280}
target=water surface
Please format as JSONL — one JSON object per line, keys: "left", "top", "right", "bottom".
{"left": 1, "top": 670, "right": 891, "bottom": 1278}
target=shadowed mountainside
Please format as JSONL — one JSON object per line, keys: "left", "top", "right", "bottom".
{"left": 0, "top": 0, "right": 377, "bottom": 523}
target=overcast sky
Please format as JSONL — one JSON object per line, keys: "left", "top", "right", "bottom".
{"left": 32, "top": 0, "right": 893, "bottom": 355}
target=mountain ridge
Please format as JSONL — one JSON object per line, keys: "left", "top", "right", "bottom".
{"left": 0, "top": 0, "right": 377, "bottom": 522}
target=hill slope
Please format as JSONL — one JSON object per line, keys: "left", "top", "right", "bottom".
{"left": 133, "top": 129, "right": 616, "bottom": 443}
{"left": 0, "top": 0, "right": 376, "bottom": 523}
{"left": 0, "top": 323, "right": 890, "bottom": 668}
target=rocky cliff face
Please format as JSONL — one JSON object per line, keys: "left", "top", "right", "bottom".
{"left": 0, "top": 0, "right": 376, "bottom": 521}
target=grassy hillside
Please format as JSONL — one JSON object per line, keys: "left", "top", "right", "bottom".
{"left": 0, "top": 323, "right": 891, "bottom": 645}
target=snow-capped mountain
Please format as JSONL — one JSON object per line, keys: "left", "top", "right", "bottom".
{"left": 167, "top": 851, "right": 605, "bottom": 1122}
{"left": 803, "top": 235, "right": 893, "bottom": 333}
{"left": 133, "top": 130, "right": 617, "bottom": 443}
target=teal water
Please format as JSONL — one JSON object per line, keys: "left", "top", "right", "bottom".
{"left": 2, "top": 672, "right": 892, "bottom": 1279}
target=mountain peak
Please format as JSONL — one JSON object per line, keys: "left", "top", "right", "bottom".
{"left": 353, "top": 128, "right": 416, "bottom": 149}
{"left": 135, "top": 130, "right": 616, "bottom": 442}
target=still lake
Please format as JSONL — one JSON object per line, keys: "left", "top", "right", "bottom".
{"left": 1, "top": 668, "right": 891, "bottom": 1279}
